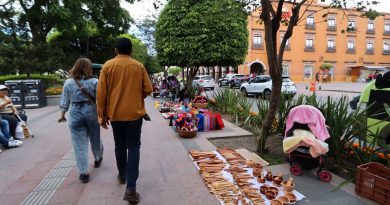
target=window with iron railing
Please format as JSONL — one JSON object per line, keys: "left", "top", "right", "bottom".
{"left": 327, "top": 17, "right": 336, "bottom": 31}
{"left": 305, "top": 38, "right": 314, "bottom": 51}
{"left": 366, "top": 42, "right": 374, "bottom": 54}
{"left": 383, "top": 43, "right": 390, "bottom": 54}
{"left": 367, "top": 22, "right": 375, "bottom": 34}
{"left": 253, "top": 33, "right": 263, "bottom": 49}
{"left": 327, "top": 39, "right": 336, "bottom": 52}
{"left": 384, "top": 24, "right": 390, "bottom": 35}
{"left": 347, "top": 40, "right": 355, "bottom": 53}
{"left": 306, "top": 15, "right": 316, "bottom": 30}
{"left": 348, "top": 20, "right": 356, "bottom": 32}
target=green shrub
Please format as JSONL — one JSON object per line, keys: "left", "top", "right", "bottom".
{"left": 0, "top": 74, "right": 65, "bottom": 87}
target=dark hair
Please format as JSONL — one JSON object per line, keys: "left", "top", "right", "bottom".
{"left": 116, "top": 38, "right": 132, "bottom": 55}
{"left": 70, "top": 58, "right": 93, "bottom": 80}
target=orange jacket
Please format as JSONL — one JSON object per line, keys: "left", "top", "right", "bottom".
{"left": 97, "top": 55, "right": 153, "bottom": 122}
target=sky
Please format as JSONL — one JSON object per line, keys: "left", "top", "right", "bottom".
{"left": 122, "top": 0, "right": 390, "bottom": 21}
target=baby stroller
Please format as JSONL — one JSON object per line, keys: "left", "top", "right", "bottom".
{"left": 283, "top": 105, "right": 332, "bottom": 182}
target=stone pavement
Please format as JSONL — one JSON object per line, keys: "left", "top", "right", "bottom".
{"left": 0, "top": 97, "right": 378, "bottom": 205}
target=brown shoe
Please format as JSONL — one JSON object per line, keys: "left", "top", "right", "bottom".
{"left": 123, "top": 188, "right": 140, "bottom": 203}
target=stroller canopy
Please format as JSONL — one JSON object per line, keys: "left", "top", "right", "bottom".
{"left": 284, "top": 105, "right": 330, "bottom": 141}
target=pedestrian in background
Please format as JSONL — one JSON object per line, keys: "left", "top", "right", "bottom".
{"left": 59, "top": 58, "right": 104, "bottom": 184}
{"left": 323, "top": 73, "right": 328, "bottom": 83}
{"left": 315, "top": 71, "right": 320, "bottom": 83}
{"left": 97, "top": 38, "right": 153, "bottom": 204}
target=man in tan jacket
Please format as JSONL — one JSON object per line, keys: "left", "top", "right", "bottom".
{"left": 97, "top": 38, "right": 153, "bottom": 203}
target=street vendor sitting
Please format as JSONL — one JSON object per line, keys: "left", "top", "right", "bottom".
{"left": 197, "top": 87, "right": 207, "bottom": 98}
{"left": 159, "top": 79, "right": 169, "bottom": 98}
{"left": 178, "top": 87, "right": 190, "bottom": 102}
{"left": 180, "top": 101, "right": 191, "bottom": 113}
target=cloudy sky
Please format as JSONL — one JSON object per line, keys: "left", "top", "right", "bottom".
{"left": 122, "top": 0, "right": 390, "bottom": 21}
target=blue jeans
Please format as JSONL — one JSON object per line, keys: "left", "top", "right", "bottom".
{"left": 0, "top": 119, "right": 11, "bottom": 147}
{"left": 111, "top": 118, "right": 143, "bottom": 190}
{"left": 68, "top": 102, "right": 103, "bottom": 174}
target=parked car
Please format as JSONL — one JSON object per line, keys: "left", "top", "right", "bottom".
{"left": 192, "top": 75, "right": 216, "bottom": 90}
{"left": 239, "top": 75, "right": 297, "bottom": 99}
{"left": 218, "top": 73, "right": 246, "bottom": 88}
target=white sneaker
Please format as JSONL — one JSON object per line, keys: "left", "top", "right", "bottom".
{"left": 8, "top": 140, "right": 23, "bottom": 148}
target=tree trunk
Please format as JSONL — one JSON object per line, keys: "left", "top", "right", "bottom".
{"left": 182, "top": 67, "right": 186, "bottom": 84}
{"left": 218, "top": 66, "right": 222, "bottom": 79}
{"left": 257, "top": 0, "right": 304, "bottom": 153}
{"left": 212, "top": 66, "right": 216, "bottom": 80}
{"left": 207, "top": 67, "right": 210, "bottom": 75}
{"left": 186, "top": 67, "right": 199, "bottom": 90}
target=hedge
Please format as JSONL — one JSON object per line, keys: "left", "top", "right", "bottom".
{"left": 0, "top": 74, "right": 65, "bottom": 88}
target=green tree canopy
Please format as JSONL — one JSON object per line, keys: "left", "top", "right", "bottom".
{"left": 0, "top": 0, "right": 134, "bottom": 75}
{"left": 155, "top": 0, "right": 249, "bottom": 68}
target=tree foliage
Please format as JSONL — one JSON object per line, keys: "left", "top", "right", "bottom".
{"left": 0, "top": 0, "right": 134, "bottom": 74}
{"left": 156, "top": 0, "right": 249, "bottom": 85}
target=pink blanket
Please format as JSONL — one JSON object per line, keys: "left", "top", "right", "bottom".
{"left": 284, "top": 105, "right": 330, "bottom": 141}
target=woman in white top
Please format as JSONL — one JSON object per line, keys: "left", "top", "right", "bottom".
{"left": 0, "top": 85, "right": 28, "bottom": 139}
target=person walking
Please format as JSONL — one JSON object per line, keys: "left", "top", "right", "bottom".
{"left": 59, "top": 58, "right": 104, "bottom": 184}
{"left": 97, "top": 38, "right": 153, "bottom": 204}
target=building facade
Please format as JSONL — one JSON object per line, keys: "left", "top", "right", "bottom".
{"left": 238, "top": 2, "right": 390, "bottom": 82}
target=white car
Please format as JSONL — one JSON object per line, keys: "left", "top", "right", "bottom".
{"left": 239, "top": 75, "right": 297, "bottom": 99}
{"left": 192, "top": 75, "right": 216, "bottom": 90}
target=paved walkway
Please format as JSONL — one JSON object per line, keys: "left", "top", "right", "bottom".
{"left": 0, "top": 97, "right": 378, "bottom": 205}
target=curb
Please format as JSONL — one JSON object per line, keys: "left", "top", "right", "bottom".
{"left": 319, "top": 89, "right": 361, "bottom": 94}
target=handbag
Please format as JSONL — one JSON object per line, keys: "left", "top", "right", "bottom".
{"left": 75, "top": 80, "right": 96, "bottom": 104}
{"left": 15, "top": 114, "right": 32, "bottom": 139}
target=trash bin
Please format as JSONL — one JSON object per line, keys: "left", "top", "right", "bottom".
{"left": 23, "top": 80, "right": 46, "bottom": 108}
{"left": 4, "top": 79, "right": 46, "bottom": 109}
{"left": 4, "top": 80, "right": 24, "bottom": 108}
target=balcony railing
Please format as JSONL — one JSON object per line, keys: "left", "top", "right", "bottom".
{"left": 346, "top": 48, "right": 356, "bottom": 54}
{"left": 304, "top": 46, "right": 315, "bottom": 52}
{"left": 384, "top": 31, "right": 390, "bottom": 36}
{"left": 326, "top": 47, "right": 336, "bottom": 53}
{"left": 383, "top": 50, "right": 390, "bottom": 55}
{"left": 366, "top": 49, "right": 374, "bottom": 55}
{"left": 252, "top": 44, "right": 264, "bottom": 49}
{"left": 366, "top": 29, "right": 375, "bottom": 34}
{"left": 327, "top": 26, "right": 337, "bottom": 31}
{"left": 347, "top": 27, "right": 357, "bottom": 32}
{"left": 305, "top": 23, "right": 316, "bottom": 30}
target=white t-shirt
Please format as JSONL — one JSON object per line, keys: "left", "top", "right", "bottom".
{"left": 0, "top": 97, "right": 14, "bottom": 113}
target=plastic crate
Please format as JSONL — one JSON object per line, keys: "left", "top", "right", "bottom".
{"left": 355, "top": 162, "right": 390, "bottom": 205}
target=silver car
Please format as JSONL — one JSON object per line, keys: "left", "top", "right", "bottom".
{"left": 192, "top": 75, "right": 216, "bottom": 90}
{"left": 240, "top": 76, "right": 297, "bottom": 99}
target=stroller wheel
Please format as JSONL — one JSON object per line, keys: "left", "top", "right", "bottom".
{"left": 290, "top": 164, "right": 302, "bottom": 176}
{"left": 318, "top": 171, "right": 332, "bottom": 182}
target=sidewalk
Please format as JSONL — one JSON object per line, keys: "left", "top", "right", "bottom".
{"left": 0, "top": 97, "right": 378, "bottom": 205}
{"left": 296, "top": 82, "right": 367, "bottom": 94}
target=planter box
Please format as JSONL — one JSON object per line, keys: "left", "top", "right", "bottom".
{"left": 46, "top": 95, "right": 61, "bottom": 106}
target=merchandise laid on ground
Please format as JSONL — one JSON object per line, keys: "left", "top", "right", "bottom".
{"left": 189, "top": 148, "right": 305, "bottom": 205}
{"left": 154, "top": 98, "right": 225, "bottom": 138}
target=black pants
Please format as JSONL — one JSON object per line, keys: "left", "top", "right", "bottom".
{"left": 111, "top": 118, "right": 143, "bottom": 189}
{"left": 0, "top": 113, "right": 28, "bottom": 138}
